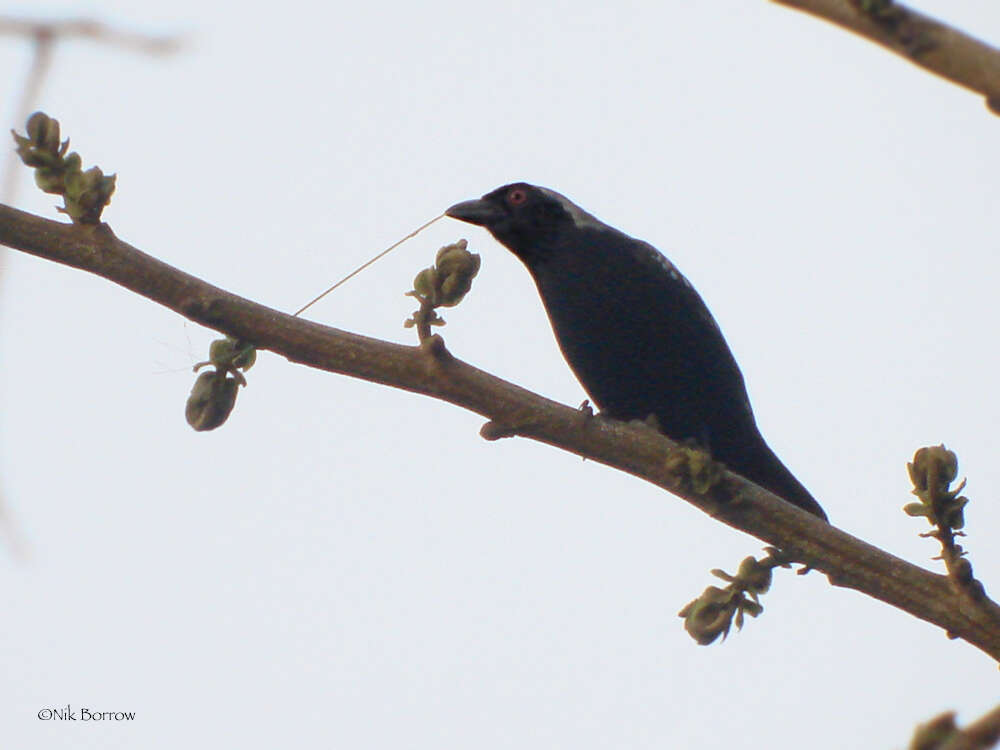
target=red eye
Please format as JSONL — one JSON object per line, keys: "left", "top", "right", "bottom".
{"left": 507, "top": 188, "right": 527, "bottom": 206}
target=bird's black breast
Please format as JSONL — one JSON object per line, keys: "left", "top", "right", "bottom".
{"left": 523, "top": 226, "right": 756, "bottom": 448}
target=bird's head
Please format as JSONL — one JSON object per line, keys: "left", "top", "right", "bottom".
{"left": 446, "top": 183, "right": 603, "bottom": 261}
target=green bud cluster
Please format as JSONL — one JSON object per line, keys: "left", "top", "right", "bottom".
{"left": 663, "top": 443, "right": 723, "bottom": 495}
{"left": 678, "top": 549, "right": 789, "bottom": 645}
{"left": 405, "top": 240, "right": 481, "bottom": 333}
{"left": 11, "top": 111, "right": 116, "bottom": 224}
{"left": 905, "top": 445, "right": 968, "bottom": 531}
{"left": 185, "top": 337, "right": 257, "bottom": 431}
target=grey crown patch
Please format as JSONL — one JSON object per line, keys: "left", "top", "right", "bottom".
{"left": 536, "top": 187, "right": 604, "bottom": 231}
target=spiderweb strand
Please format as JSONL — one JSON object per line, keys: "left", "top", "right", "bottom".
{"left": 292, "top": 213, "right": 445, "bottom": 317}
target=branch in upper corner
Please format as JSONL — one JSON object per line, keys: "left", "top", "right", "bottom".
{"left": 772, "top": 0, "right": 1000, "bottom": 114}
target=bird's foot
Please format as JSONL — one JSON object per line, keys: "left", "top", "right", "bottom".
{"left": 578, "top": 400, "right": 623, "bottom": 428}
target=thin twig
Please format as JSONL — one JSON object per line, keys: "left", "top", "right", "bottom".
{"left": 1, "top": 33, "right": 53, "bottom": 203}
{"left": 0, "top": 18, "right": 181, "bottom": 54}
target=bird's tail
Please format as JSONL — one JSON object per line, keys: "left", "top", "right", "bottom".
{"left": 734, "top": 439, "right": 827, "bottom": 521}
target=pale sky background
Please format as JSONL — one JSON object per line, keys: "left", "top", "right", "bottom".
{"left": 2, "top": 1, "right": 999, "bottom": 748}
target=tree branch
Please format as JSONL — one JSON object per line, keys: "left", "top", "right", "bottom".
{"left": 772, "top": 0, "right": 1000, "bottom": 113}
{"left": 911, "top": 703, "right": 1000, "bottom": 750}
{"left": 2, "top": 201, "right": 1000, "bottom": 659}
{"left": 953, "top": 704, "right": 1000, "bottom": 750}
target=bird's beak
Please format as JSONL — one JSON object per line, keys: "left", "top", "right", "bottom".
{"left": 445, "top": 198, "right": 504, "bottom": 227}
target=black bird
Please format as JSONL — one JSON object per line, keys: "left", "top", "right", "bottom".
{"left": 446, "top": 183, "right": 826, "bottom": 520}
